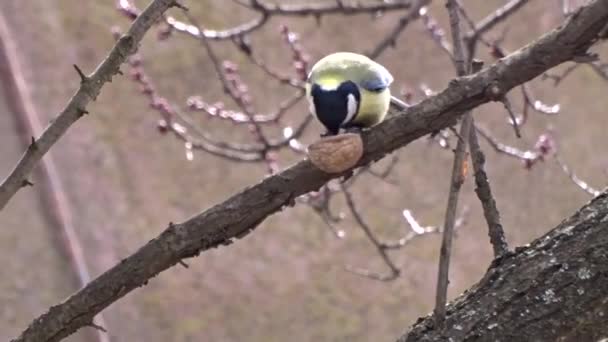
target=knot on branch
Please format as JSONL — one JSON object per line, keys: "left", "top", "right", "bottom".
{"left": 485, "top": 81, "right": 505, "bottom": 101}
{"left": 20, "top": 179, "right": 34, "bottom": 188}
{"left": 116, "top": 35, "right": 136, "bottom": 58}
{"left": 28, "top": 136, "right": 37, "bottom": 151}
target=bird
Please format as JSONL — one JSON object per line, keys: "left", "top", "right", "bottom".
{"left": 305, "top": 52, "right": 394, "bottom": 136}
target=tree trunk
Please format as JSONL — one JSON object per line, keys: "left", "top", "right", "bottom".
{"left": 399, "top": 191, "right": 608, "bottom": 342}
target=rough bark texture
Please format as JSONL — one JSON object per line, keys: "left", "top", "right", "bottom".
{"left": 12, "top": 1, "right": 608, "bottom": 341}
{"left": 399, "top": 190, "right": 608, "bottom": 342}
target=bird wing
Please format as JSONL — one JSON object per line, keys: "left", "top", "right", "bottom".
{"left": 360, "top": 67, "right": 393, "bottom": 92}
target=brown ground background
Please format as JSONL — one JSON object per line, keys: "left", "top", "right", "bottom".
{"left": 0, "top": 0, "right": 605, "bottom": 341}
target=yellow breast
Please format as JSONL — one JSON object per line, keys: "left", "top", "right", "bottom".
{"left": 352, "top": 88, "right": 391, "bottom": 127}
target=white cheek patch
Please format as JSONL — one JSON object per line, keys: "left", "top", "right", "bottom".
{"left": 342, "top": 93, "right": 358, "bottom": 125}
{"left": 306, "top": 94, "right": 317, "bottom": 118}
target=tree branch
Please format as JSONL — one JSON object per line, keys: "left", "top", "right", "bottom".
{"left": 120, "top": 0, "right": 415, "bottom": 40}
{"left": 469, "top": 127, "right": 509, "bottom": 256}
{"left": 11, "top": 1, "right": 608, "bottom": 340}
{"left": 367, "top": 0, "right": 430, "bottom": 59}
{"left": 398, "top": 189, "right": 608, "bottom": 341}
{"left": 465, "top": 0, "right": 529, "bottom": 42}
{"left": 0, "top": 0, "right": 181, "bottom": 211}
{"left": 435, "top": 0, "right": 472, "bottom": 325}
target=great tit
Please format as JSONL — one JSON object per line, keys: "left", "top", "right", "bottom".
{"left": 306, "top": 52, "right": 394, "bottom": 136}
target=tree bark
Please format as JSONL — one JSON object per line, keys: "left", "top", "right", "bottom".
{"left": 12, "top": 1, "right": 608, "bottom": 341}
{"left": 399, "top": 190, "right": 608, "bottom": 342}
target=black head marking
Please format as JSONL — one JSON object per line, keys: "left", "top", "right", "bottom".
{"left": 311, "top": 80, "right": 361, "bottom": 135}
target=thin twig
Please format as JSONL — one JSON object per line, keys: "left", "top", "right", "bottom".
{"left": 305, "top": 185, "right": 346, "bottom": 239}
{"left": 183, "top": 12, "right": 272, "bottom": 148}
{"left": 555, "top": 154, "right": 601, "bottom": 197}
{"left": 122, "top": 49, "right": 268, "bottom": 161}
{"left": 501, "top": 96, "right": 522, "bottom": 138}
{"left": 119, "top": 0, "right": 415, "bottom": 40}
{"left": 469, "top": 128, "right": 509, "bottom": 257}
{"left": 477, "top": 125, "right": 602, "bottom": 197}
{"left": 367, "top": 0, "right": 430, "bottom": 59}
{"left": 435, "top": 0, "right": 471, "bottom": 325}
{"left": 419, "top": 7, "right": 453, "bottom": 58}
{"left": 382, "top": 208, "right": 468, "bottom": 249}
{"left": 465, "top": 0, "right": 529, "bottom": 42}
{"left": 342, "top": 186, "right": 400, "bottom": 281}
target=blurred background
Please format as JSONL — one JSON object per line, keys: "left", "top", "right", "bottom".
{"left": 0, "top": 0, "right": 605, "bottom": 341}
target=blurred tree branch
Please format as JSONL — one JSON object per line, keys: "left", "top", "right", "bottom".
{"left": 0, "top": 0, "right": 182, "bottom": 211}
{"left": 11, "top": 1, "right": 608, "bottom": 340}
{"left": 435, "top": 0, "right": 476, "bottom": 324}
{"left": 118, "top": 0, "right": 416, "bottom": 40}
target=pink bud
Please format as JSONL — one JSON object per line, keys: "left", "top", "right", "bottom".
{"left": 157, "top": 119, "right": 169, "bottom": 134}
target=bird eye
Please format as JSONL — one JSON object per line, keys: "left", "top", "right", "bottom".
{"left": 362, "top": 78, "right": 388, "bottom": 93}
{"left": 368, "top": 86, "right": 385, "bottom": 93}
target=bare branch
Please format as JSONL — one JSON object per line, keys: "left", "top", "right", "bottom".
{"left": 187, "top": 90, "right": 305, "bottom": 125}
{"left": 435, "top": 0, "right": 471, "bottom": 325}
{"left": 342, "top": 186, "right": 400, "bottom": 281}
{"left": 435, "top": 0, "right": 524, "bottom": 323}
{"left": 419, "top": 7, "right": 453, "bottom": 58}
{"left": 119, "top": 0, "right": 416, "bottom": 40}
{"left": 183, "top": 12, "right": 273, "bottom": 150}
{"left": 555, "top": 154, "right": 602, "bottom": 197}
{"left": 476, "top": 126, "right": 602, "bottom": 196}
{"left": 469, "top": 128, "right": 509, "bottom": 257}
{"left": 342, "top": 191, "right": 451, "bottom": 281}
{"left": 0, "top": 0, "right": 181, "bottom": 211}
{"left": 122, "top": 49, "right": 268, "bottom": 161}
{"left": 501, "top": 95, "right": 522, "bottom": 138}
{"left": 304, "top": 185, "right": 346, "bottom": 239}
{"left": 367, "top": 0, "right": 430, "bottom": 59}
{"left": 476, "top": 125, "right": 546, "bottom": 163}
{"left": 383, "top": 208, "right": 468, "bottom": 250}
{"left": 465, "top": 0, "right": 530, "bottom": 42}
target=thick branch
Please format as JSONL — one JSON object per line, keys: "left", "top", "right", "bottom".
{"left": 12, "top": 1, "right": 608, "bottom": 341}
{"left": 399, "top": 190, "right": 608, "bottom": 341}
{"left": 0, "top": 0, "right": 179, "bottom": 211}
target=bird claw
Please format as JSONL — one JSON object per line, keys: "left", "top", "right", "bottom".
{"left": 321, "top": 130, "right": 338, "bottom": 138}
{"left": 343, "top": 126, "right": 363, "bottom": 135}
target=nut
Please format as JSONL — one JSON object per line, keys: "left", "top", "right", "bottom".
{"left": 307, "top": 133, "right": 364, "bottom": 173}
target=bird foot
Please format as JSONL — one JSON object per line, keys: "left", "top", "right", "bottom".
{"left": 343, "top": 126, "right": 363, "bottom": 135}
{"left": 320, "top": 131, "right": 338, "bottom": 138}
